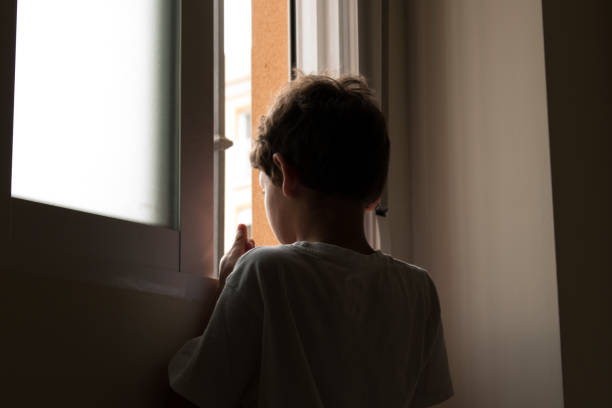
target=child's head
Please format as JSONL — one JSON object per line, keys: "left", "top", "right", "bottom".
{"left": 251, "top": 73, "right": 389, "bottom": 207}
{"left": 251, "top": 73, "right": 389, "bottom": 245}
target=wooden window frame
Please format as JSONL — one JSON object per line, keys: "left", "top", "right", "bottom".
{"left": 1, "top": 1, "right": 217, "bottom": 292}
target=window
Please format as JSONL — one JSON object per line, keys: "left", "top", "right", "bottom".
{"left": 12, "top": 0, "right": 179, "bottom": 228}
{"left": 1, "top": 0, "right": 378, "bottom": 286}
{"left": 224, "top": 109, "right": 253, "bottom": 252}
{"left": 2, "top": 1, "right": 217, "bottom": 286}
{"left": 248, "top": 0, "right": 382, "bottom": 249}
{"left": 223, "top": 0, "right": 252, "bottom": 253}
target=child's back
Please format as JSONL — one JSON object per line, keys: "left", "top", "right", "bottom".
{"left": 168, "top": 74, "right": 452, "bottom": 407}
{"left": 170, "top": 242, "right": 452, "bottom": 407}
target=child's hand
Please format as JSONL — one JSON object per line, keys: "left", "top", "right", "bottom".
{"left": 218, "top": 224, "right": 255, "bottom": 290}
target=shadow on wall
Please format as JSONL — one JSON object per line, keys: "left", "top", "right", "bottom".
{"left": 542, "top": 0, "right": 612, "bottom": 406}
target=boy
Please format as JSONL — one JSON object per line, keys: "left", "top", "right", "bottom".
{"left": 168, "top": 74, "right": 453, "bottom": 407}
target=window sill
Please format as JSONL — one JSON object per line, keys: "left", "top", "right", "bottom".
{"left": 7, "top": 256, "right": 219, "bottom": 303}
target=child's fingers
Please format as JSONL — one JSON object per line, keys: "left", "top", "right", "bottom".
{"left": 233, "top": 224, "right": 249, "bottom": 248}
{"left": 235, "top": 224, "right": 247, "bottom": 240}
{"left": 219, "top": 226, "right": 251, "bottom": 282}
{"left": 246, "top": 239, "right": 256, "bottom": 251}
{"left": 231, "top": 224, "right": 255, "bottom": 255}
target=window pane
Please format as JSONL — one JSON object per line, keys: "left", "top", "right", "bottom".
{"left": 11, "top": 0, "right": 178, "bottom": 228}
{"left": 224, "top": 0, "right": 252, "bottom": 252}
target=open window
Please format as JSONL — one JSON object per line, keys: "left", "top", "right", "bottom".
{"left": 220, "top": 0, "right": 253, "bottom": 259}
{"left": 249, "top": 0, "right": 385, "bottom": 250}
{"left": 2, "top": 1, "right": 217, "bottom": 292}
{"left": 0, "top": 0, "right": 389, "bottom": 291}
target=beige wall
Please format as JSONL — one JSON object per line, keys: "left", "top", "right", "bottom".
{"left": 385, "top": 1, "right": 564, "bottom": 406}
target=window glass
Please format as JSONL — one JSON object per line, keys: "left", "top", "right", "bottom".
{"left": 11, "top": 0, "right": 178, "bottom": 227}
{"left": 224, "top": 0, "right": 252, "bottom": 251}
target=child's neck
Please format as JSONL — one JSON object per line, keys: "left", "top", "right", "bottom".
{"left": 293, "top": 198, "right": 375, "bottom": 255}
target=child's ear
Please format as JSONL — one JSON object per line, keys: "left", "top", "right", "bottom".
{"left": 272, "top": 153, "right": 297, "bottom": 197}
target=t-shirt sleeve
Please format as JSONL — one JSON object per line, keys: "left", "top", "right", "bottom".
{"left": 411, "top": 275, "right": 454, "bottom": 408}
{"left": 168, "top": 261, "right": 262, "bottom": 407}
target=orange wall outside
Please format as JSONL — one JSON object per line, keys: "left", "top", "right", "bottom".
{"left": 251, "top": 0, "right": 288, "bottom": 247}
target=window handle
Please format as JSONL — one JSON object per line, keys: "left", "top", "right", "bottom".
{"left": 214, "top": 134, "right": 233, "bottom": 151}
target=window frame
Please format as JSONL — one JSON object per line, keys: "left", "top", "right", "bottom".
{"left": 1, "top": 0, "right": 217, "bottom": 290}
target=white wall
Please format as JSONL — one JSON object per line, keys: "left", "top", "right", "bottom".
{"left": 385, "top": 1, "right": 564, "bottom": 406}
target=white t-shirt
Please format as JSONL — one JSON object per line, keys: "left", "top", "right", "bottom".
{"left": 169, "top": 242, "right": 453, "bottom": 407}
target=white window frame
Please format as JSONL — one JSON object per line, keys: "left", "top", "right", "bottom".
{"left": 1, "top": 0, "right": 219, "bottom": 299}
{"left": 212, "top": 0, "right": 233, "bottom": 278}
{"left": 294, "top": 0, "right": 359, "bottom": 75}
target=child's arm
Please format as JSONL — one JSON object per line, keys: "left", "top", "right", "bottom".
{"left": 411, "top": 276, "right": 454, "bottom": 407}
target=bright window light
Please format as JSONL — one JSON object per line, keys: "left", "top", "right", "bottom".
{"left": 11, "top": 0, "right": 178, "bottom": 227}
{"left": 224, "top": 0, "right": 252, "bottom": 251}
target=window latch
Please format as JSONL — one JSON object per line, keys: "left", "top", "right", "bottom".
{"left": 214, "top": 134, "right": 233, "bottom": 151}
{"left": 375, "top": 204, "right": 388, "bottom": 217}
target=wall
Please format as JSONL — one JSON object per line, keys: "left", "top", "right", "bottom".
{"left": 542, "top": 1, "right": 612, "bottom": 406}
{"left": 250, "top": 0, "right": 288, "bottom": 247}
{"left": 385, "top": 0, "right": 564, "bottom": 406}
{"left": 0, "top": 272, "right": 217, "bottom": 406}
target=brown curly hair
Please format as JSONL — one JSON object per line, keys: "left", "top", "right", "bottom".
{"left": 250, "top": 73, "right": 389, "bottom": 205}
